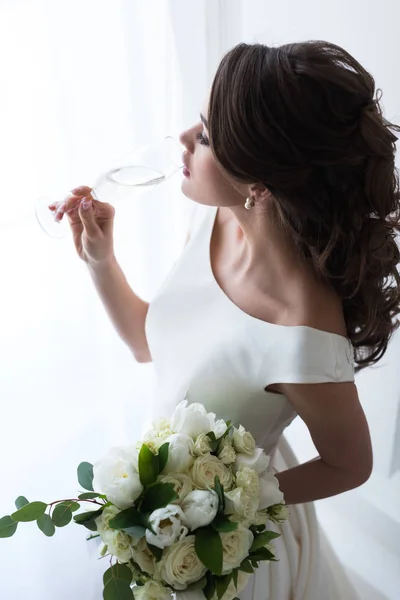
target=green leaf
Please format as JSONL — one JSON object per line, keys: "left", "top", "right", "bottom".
{"left": 123, "top": 525, "right": 146, "bottom": 539}
{"left": 203, "top": 572, "right": 216, "bottom": 600}
{"left": 81, "top": 518, "right": 98, "bottom": 532}
{"left": 108, "top": 507, "right": 144, "bottom": 531}
{"left": 158, "top": 443, "right": 169, "bottom": 474}
{"left": 74, "top": 508, "right": 103, "bottom": 525}
{"left": 78, "top": 492, "right": 101, "bottom": 500}
{"left": 147, "top": 542, "right": 163, "bottom": 562}
{"left": 103, "top": 564, "right": 132, "bottom": 586}
{"left": 138, "top": 444, "right": 159, "bottom": 487}
{"left": 77, "top": 462, "right": 94, "bottom": 491}
{"left": 250, "top": 530, "right": 280, "bottom": 552}
{"left": 206, "top": 431, "right": 219, "bottom": 452}
{"left": 140, "top": 482, "right": 178, "bottom": 513}
{"left": 15, "top": 496, "right": 29, "bottom": 510}
{"left": 103, "top": 577, "right": 133, "bottom": 600}
{"left": 52, "top": 503, "right": 72, "bottom": 527}
{"left": 215, "top": 574, "right": 232, "bottom": 600}
{"left": 37, "top": 514, "right": 56, "bottom": 537}
{"left": 195, "top": 526, "right": 223, "bottom": 576}
{"left": 249, "top": 547, "right": 276, "bottom": 562}
{"left": 212, "top": 514, "right": 238, "bottom": 533}
{"left": 0, "top": 516, "right": 18, "bottom": 538}
{"left": 213, "top": 476, "right": 225, "bottom": 514}
{"left": 11, "top": 502, "right": 47, "bottom": 523}
{"left": 239, "top": 559, "right": 254, "bottom": 574}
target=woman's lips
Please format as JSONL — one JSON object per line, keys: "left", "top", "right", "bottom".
{"left": 183, "top": 166, "right": 190, "bottom": 178}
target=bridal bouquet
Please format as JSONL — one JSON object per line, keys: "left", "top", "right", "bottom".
{"left": 0, "top": 401, "right": 288, "bottom": 600}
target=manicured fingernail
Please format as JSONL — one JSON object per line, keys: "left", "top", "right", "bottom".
{"left": 56, "top": 203, "right": 66, "bottom": 214}
{"left": 82, "top": 199, "right": 92, "bottom": 210}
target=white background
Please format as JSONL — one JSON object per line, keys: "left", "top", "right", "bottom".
{"left": 0, "top": 1, "right": 399, "bottom": 599}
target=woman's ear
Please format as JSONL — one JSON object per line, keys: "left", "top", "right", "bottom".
{"left": 248, "top": 183, "right": 273, "bottom": 202}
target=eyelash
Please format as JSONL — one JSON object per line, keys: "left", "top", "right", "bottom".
{"left": 196, "top": 132, "right": 210, "bottom": 146}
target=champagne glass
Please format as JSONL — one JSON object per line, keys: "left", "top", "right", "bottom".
{"left": 35, "top": 136, "right": 183, "bottom": 238}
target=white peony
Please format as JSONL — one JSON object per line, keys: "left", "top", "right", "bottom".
{"left": 163, "top": 433, "right": 195, "bottom": 474}
{"left": 181, "top": 490, "right": 219, "bottom": 531}
{"left": 234, "top": 448, "right": 270, "bottom": 476}
{"left": 224, "top": 487, "right": 259, "bottom": 522}
{"left": 156, "top": 535, "right": 207, "bottom": 590}
{"left": 171, "top": 401, "right": 213, "bottom": 439}
{"left": 258, "top": 472, "right": 284, "bottom": 510}
{"left": 232, "top": 425, "right": 256, "bottom": 455}
{"left": 131, "top": 537, "right": 156, "bottom": 575}
{"left": 92, "top": 446, "right": 143, "bottom": 509}
{"left": 220, "top": 526, "right": 254, "bottom": 574}
{"left": 211, "top": 416, "right": 228, "bottom": 439}
{"left": 95, "top": 505, "right": 134, "bottom": 563}
{"left": 193, "top": 433, "right": 212, "bottom": 456}
{"left": 133, "top": 580, "right": 171, "bottom": 600}
{"left": 217, "top": 438, "right": 236, "bottom": 465}
{"left": 158, "top": 473, "right": 194, "bottom": 503}
{"left": 146, "top": 504, "right": 188, "bottom": 549}
{"left": 190, "top": 454, "right": 233, "bottom": 491}
{"left": 143, "top": 420, "right": 174, "bottom": 452}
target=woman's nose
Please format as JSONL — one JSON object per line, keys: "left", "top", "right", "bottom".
{"left": 179, "top": 128, "right": 195, "bottom": 153}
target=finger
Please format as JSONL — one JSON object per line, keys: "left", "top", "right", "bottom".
{"left": 78, "top": 197, "right": 100, "bottom": 236}
{"left": 71, "top": 185, "right": 92, "bottom": 197}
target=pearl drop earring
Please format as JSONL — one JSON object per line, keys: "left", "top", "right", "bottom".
{"left": 245, "top": 197, "right": 255, "bottom": 209}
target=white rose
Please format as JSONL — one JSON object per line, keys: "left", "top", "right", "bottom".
{"left": 220, "top": 526, "right": 254, "bottom": 574}
{"left": 92, "top": 446, "right": 143, "bottom": 509}
{"left": 133, "top": 580, "right": 171, "bottom": 600}
{"left": 217, "top": 438, "right": 236, "bottom": 466}
{"left": 163, "top": 434, "right": 195, "bottom": 474}
{"left": 234, "top": 448, "right": 270, "bottom": 476}
{"left": 181, "top": 490, "right": 219, "bottom": 531}
{"left": 232, "top": 425, "right": 256, "bottom": 456}
{"left": 259, "top": 472, "right": 284, "bottom": 510}
{"left": 235, "top": 467, "right": 260, "bottom": 497}
{"left": 212, "top": 418, "right": 228, "bottom": 439}
{"left": 156, "top": 535, "right": 207, "bottom": 590}
{"left": 158, "top": 473, "right": 194, "bottom": 503}
{"left": 95, "top": 505, "right": 134, "bottom": 563}
{"left": 131, "top": 537, "right": 156, "bottom": 575}
{"left": 146, "top": 504, "right": 188, "bottom": 549}
{"left": 193, "top": 433, "right": 212, "bottom": 456}
{"left": 171, "top": 401, "right": 212, "bottom": 438}
{"left": 224, "top": 487, "right": 259, "bottom": 522}
{"left": 190, "top": 454, "right": 233, "bottom": 491}
{"left": 268, "top": 503, "right": 290, "bottom": 524}
{"left": 252, "top": 510, "right": 269, "bottom": 527}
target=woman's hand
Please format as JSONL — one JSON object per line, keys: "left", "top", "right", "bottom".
{"left": 49, "top": 186, "right": 115, "bottom": 265}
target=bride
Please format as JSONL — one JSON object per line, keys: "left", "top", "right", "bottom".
{"left": 58, "top": 41, "right": 399, "bottom": 599}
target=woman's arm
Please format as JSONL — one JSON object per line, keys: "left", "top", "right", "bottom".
{"left": 273, "top": 382, "right": 373, "bottom": 505}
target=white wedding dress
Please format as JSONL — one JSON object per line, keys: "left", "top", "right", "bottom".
{"left": 144, "top": 202, "right": 360, "bottom": 600}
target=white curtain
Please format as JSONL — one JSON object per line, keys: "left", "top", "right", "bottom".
{"left": 0, "top": 1, "right": 220, "bottom": 598}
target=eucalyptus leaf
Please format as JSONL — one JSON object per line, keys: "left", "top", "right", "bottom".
{"left": 108, "top": 507, "right": 144, "bottom": 531}
{"left": 195, "top": 526, "right": 223, "bottom": 576}
{"left": 15, "top": 496, "right": 29, "bottom": 510}
{"left": 250, "top": 530, "right": 280, "bottom": 552}
{"left": 215, "top": 574, "right": 232, "bottom": 600}
{"left": 37, "top": 514, "right": 56, "bottom": 537}
{"left": 103, "top": 564, "right": 132, "bottom": 586}
{"left": 158, "top": 443, "right": 169, "bottom": 474}
{"left": 52, "top": 503, "right": 72, "bottom": 527}
{"left": 77, "top": 462, "right": 94, "bottom": 491}
{"left": 103, "top": 577, "right": 133, "bottom": 600}
{"left": 11, "top": 502, "right": 47, "bottom": 523}
{"left": 138, "top": 444, "right": 159, "bottom": 487}
{"left": 78, "top": 492, "right": 100, "bottom": 500}
{"left": 212, "top": 514, "right": 238, "bottom": 533}
{"left": 140, "top": 482, "right": 178, "bottom": 513}
{"left": 0, "top": 516, "right": 18, "bottom": 538}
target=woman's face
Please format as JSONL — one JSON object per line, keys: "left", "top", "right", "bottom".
{"left": 179, "top": 105, "right": 246, "bottom": 208}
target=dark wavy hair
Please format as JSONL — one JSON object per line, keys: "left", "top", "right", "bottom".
{"left": 208, "top": 41, "right": 400, "bottom": 371}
